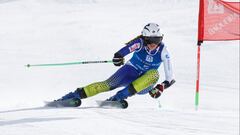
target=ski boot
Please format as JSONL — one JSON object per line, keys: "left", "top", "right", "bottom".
{"left": 105, "top": 97, "right": 128, "bottom": 109}
{"left": 46, "top": 89, "right": 82, "bottom": 107}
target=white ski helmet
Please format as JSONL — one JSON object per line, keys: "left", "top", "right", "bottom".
{"left": 141, "top": 23, "right": 163, "bottom": 37}
{"left": 142, "top": 23, "right": 163, "bottom": 45}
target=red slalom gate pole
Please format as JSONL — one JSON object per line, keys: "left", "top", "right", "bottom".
{"left": 195, "top": 41, "right": 202, "bottom": 110}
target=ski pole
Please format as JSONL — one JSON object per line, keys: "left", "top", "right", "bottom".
{"left": 25, "top": 60, "right": 113, "bottom": 68}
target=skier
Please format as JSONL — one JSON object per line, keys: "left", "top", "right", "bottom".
{"left": 47, "top": 23, "right": 175, "bottom": 108}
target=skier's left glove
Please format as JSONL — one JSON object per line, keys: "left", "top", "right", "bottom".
{"left": 149, "top": 84, "right": 164, "bottom": 99}
{"left": 149, "top": 79, "right": 176, "bottom": 99}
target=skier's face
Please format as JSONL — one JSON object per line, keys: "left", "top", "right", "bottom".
{"left": 147, "top": 43, "right": 158, "bottom": 51}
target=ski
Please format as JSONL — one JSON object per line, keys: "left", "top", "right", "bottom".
{"left": 44, "top": 98, "right": 128, "bottom": 109}
{"left": 96, "top": 100, "right": 128, "bottom": 109}
{"left": 45, "top": 98, "right": 81, "bottom": 107}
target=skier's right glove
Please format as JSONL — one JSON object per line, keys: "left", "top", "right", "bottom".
{"left": 112, "top": 53, "right": 124, "bottom": 66}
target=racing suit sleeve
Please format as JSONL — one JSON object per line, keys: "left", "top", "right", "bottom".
{"left": 115, "top": 38, "right": 143, "bottom": 57}
{"left": 161, "top": 46, "right": 174, "bottom": 83}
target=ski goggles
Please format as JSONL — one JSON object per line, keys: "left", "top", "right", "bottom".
{"left": 144, "top": 36, "right": 163, "bottom": 45}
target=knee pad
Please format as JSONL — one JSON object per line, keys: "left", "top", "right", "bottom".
{"left": 131, "top": 69, "right": 159, "bottom": 93}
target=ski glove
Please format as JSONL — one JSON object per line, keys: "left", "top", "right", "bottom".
{"left": 112, "top": 53, "right": 124, "bottom": 66}
{"left": 149, "top": 79, "right": 176, "bottom": 99}
{"left": 149, "top": 84, "right": 164, "bottom": 98}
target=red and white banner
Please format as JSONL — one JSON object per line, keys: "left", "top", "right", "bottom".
{"left": 198, "top": 0, "right": 240, "bottom": 41}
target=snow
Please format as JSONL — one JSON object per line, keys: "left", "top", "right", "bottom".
{"left": 0, "top": 0, "right": 239, "bottom": 135}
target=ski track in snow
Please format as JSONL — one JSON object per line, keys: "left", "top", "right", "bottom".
{"left": 0, "top": 106, "right": 238, "bottom": 135}
{"left": 0, "top": 0, "right": 239, "bottom": 135}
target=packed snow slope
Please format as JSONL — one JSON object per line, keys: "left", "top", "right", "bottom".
{"left": 0, "top": 0, "right": 239, "bottom": 135}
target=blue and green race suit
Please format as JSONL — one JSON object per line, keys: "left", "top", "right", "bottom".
{"left": 82, "top": 37, "right": 173, "bottom": 101}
